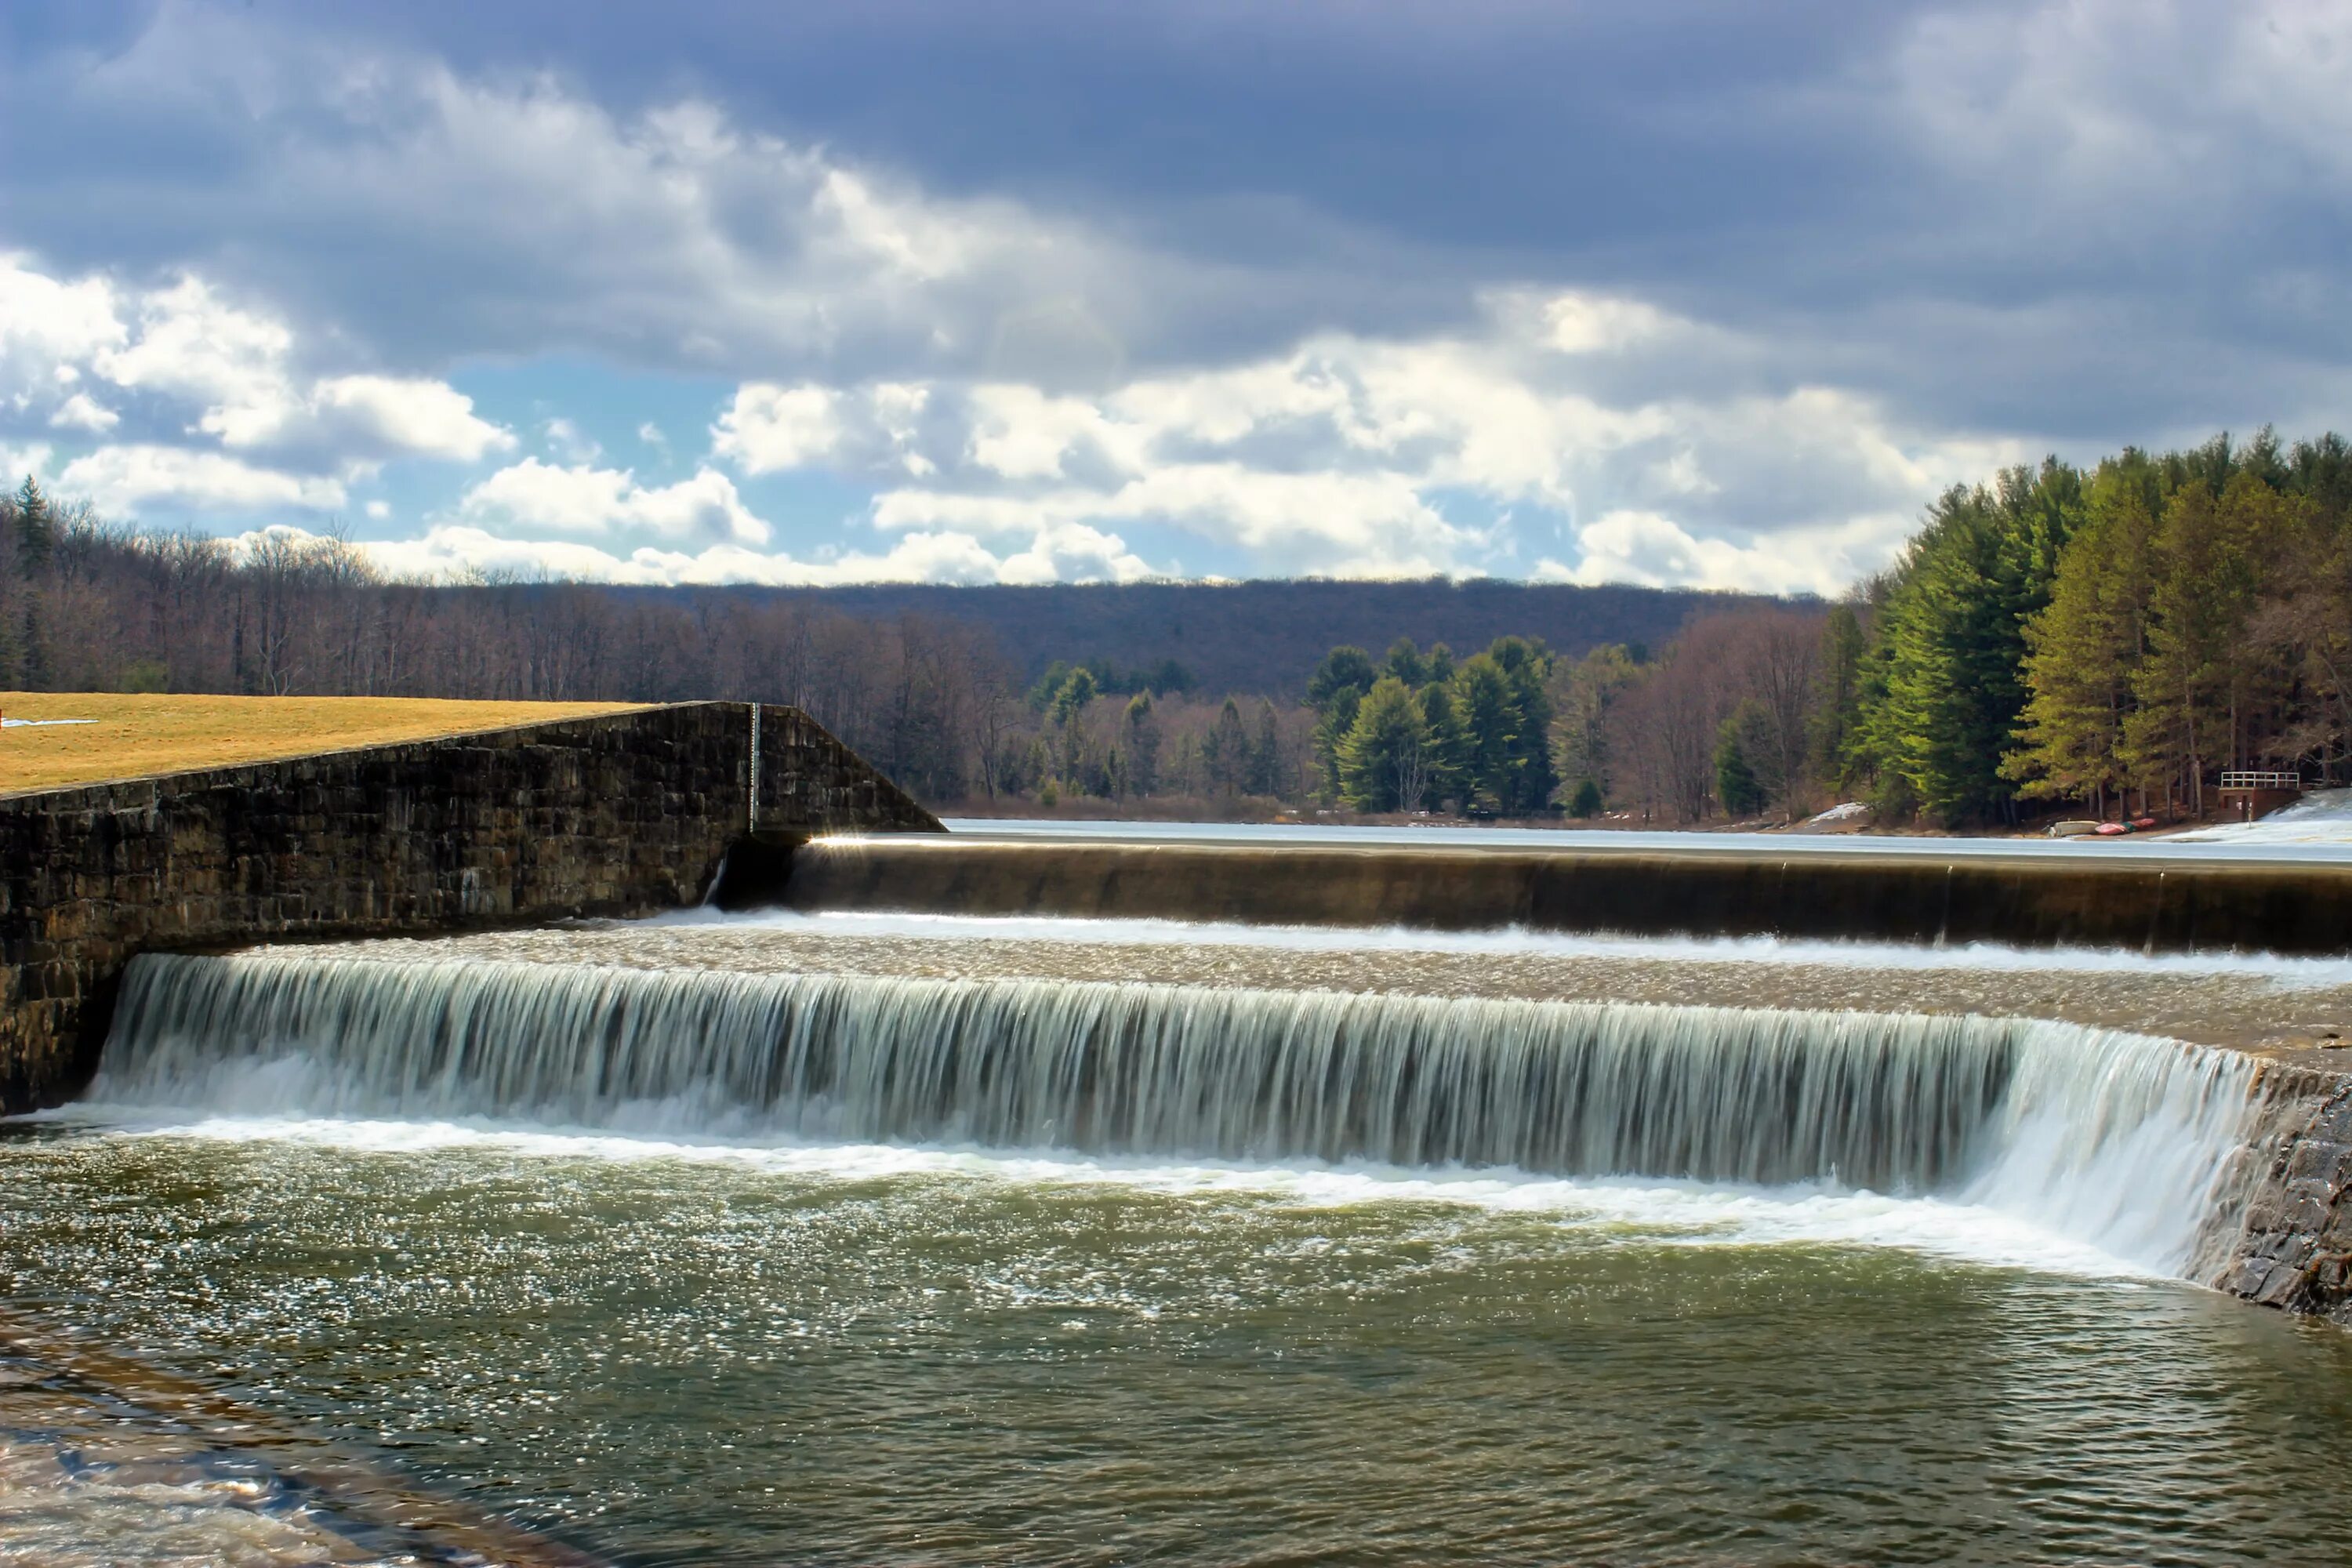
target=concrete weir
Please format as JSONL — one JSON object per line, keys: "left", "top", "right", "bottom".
{"left": 770, "top": 833, "right": 2352, "bottom": 954}
{"left": 0, "top": 701, "right": 939, "bottom": 1112}
{"left": 762, "top": 829, "right": 2352, "bottom": 1324}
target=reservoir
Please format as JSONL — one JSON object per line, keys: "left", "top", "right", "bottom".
{"left": 7, "top": 825, "right": 2352, "bottom": 1563}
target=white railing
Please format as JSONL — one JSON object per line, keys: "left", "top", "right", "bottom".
{"left": 2219, "top": 771, "right": 2303, "bottom": 791}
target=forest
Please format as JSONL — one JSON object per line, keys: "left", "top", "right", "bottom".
{"left": 4, "top": 426, "right": 2348, "bottom": 827}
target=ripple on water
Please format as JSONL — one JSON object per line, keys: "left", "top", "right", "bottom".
{"left": 5, "top": 1125, "right": 2352, "bottom": 1565}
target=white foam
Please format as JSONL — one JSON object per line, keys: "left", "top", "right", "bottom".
{"left": 47, "top": 1105, "right": 2160, "bottom": 1282}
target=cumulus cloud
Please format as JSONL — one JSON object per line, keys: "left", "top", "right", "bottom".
{"left": 49, "top": 392, "right": 118, "bottom": 432}
{"left": 0, "top": 258, "right": 126, "bottom": 404}
{"left": 1532, "top": 512, "right": 1880, "bottom": 597}
{"left": 0, "top": 441, "right": 53, "bottom": 484}
{"left": 822, "top": 290, "right": 2013, "bottom": 583}
{"left": 200, "top": 372, "right": 514, "bottom": 463}
{"left": 456, "top": 459, "right": 772, "bottom": 546}
{"left": 0, "top": 254, "right": 512, "bottom": 491}
{"left": 59, "top": 445, "right": 346, "bottom": 512}
{"left": 711, "top": 384, "right": 842, "bottom": 473}
{"left": 352, "top": 520, "right": 1149, "bottom": 587}
{"left": 96, "top": 274, "right": 294, "bottom": 433}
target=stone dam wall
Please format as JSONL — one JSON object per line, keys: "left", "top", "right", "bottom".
{"left": 777, "top": 837, "right": 2352, "bottom": 955}
{"left": 0, "top": 702, "right": 938, "bottom": 1112}
{"left": 2201, "top": 1056, "right": 2352, "bottom": 1323}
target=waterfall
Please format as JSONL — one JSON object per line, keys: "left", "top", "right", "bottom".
{"left": 95, "top": 953, "right": 2263, "bottom": 1272}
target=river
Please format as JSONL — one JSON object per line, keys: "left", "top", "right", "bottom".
{"left": 5, "top": 858, "right": 2352, "bottom": 1563}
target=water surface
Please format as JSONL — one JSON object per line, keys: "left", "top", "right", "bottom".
{"left": 7, "top": 916, "right": 2350, "bottom": 1564}
{"left": 9, "top": 1119, "right": 2352, "bottom": 1567}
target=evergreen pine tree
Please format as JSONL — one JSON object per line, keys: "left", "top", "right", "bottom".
{"left": 2004, "top": 457, "right": 2161, "bottom": 813}
{"left": 1338, "top": 677, "right": 1431, "bottom": 811}
{"left": 1417, "top": 680, "right": 1468, "bottom": 809}
{"left": 1453, "top": 655, "right": 1517, "bottom": 811}
{"left": 1209, "top": 697, "right": 1249, "bottom": 795}
{"left": 13, "top": 476, "right": 52, "bottom": 574}
{"left": 1715, "top": 714, "right": 1764, "bottom": 817}
{"left": 1853, "top": 461, "right": 2081, "bottom": 825}
{"left": 1248, "top": 699, "right": 1281, "bottom": 796}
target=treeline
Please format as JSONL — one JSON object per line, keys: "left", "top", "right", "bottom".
{"left": 0, "top": 481, "right": 1011, "bottom": 801}
{"left": 1276, "top": 430, "right": 2352, "bottom": 828}
{"left": 1291, "top": 610, "right": 1829, "bottom": 823}
{"left": 1849, "top": 430, "right": 2352, "bottom": 824}
{"left": 1302, "top": 637, "right": 1559, "bottom": 815}
{"left": 9, "top": 427, "right": 2345, "bottom": 826}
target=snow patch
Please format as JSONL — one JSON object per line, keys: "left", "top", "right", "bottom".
{"left": 2171, "top": 786, "right": 2352, "bottom": 845}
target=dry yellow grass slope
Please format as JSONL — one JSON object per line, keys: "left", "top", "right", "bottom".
{"left": 0, "top": 693, "right": 651, "bottom": 795}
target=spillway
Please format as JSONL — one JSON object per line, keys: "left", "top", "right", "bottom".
{"left": 96, "top": 949, "right": 2266, "bottom": 1276}
{"left": 751, "top": 833, "right": 2352, "bottom": 954}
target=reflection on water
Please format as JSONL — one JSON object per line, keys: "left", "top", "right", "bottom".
{"left": 5, "top": 1125, "right": 2352, "bottom": 1566}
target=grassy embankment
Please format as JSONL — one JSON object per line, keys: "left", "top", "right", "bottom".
{"left": 0, "top": 693, "right": 648, "bottom": 795}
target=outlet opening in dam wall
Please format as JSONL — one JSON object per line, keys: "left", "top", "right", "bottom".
{"left": 0, "top": 701, "right": 938, "bottom": 1113}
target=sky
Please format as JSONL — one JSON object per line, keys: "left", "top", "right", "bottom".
{"left": 1, "top": 1, "right": 2347, "bottom": 595}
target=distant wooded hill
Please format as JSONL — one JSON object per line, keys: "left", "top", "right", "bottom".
{"left": 688, "top": 579, "right": 1784, "bottom": 695}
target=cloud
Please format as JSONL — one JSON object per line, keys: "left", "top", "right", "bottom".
{"left": 0, "top": 441, "right": 53, "bottom": 484}
{"left": 96, "top": 274, "right": 294, "bottom": 433}
{"left": 711, "top": 383, "right": 842, "bottom": 474}
{"left": 1, "top": 254, "right": 511, "bottom": 473}
{"left": 295, "top": 376, "right": 512, "bottom": 462}
{"left": 49, "top": 392, "right": 118, "bottom": 432}
{"left": 0, "top": 256, "right": 125, "bottom": 400}
{"left": 456, "top": 458, "right": 772, "bottom": 545}
{"left": 1532, "top": 511, "right": 1877, "bottom": 597}
{"left": 837, "top": 290, "right": 2012, "bottom": 583}
{"left": 200, "top": 371, "right": 513, "bottom": 463}
{"left": 542, "top": 416, "right": 600, "bottom": 463}
{"left": 58, "top": 445, "right": 346, "bottom": 513}
{"left": 2, "top": 13, "right": 1472, "bottom": 396}
{"left": 10, "top": 2, "right": 2343, "bottom": 590}
{"left": 353, "top": 520, "right": 1150, "bottom": 587}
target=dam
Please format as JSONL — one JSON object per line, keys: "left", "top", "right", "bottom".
{"left": 11, "top": 777, "right": 2352, "bottom": 1562}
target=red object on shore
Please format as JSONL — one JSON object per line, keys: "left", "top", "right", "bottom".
{"left": 2132, "top": 816, "right": 2158, "bottom": 829}
{"left": 2095, "top": 822, "right": 2129, "bottom": 835}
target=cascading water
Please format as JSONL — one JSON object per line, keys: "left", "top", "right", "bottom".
{"left": 94, "top": 951, "right": 2265, "bottom": 1276}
